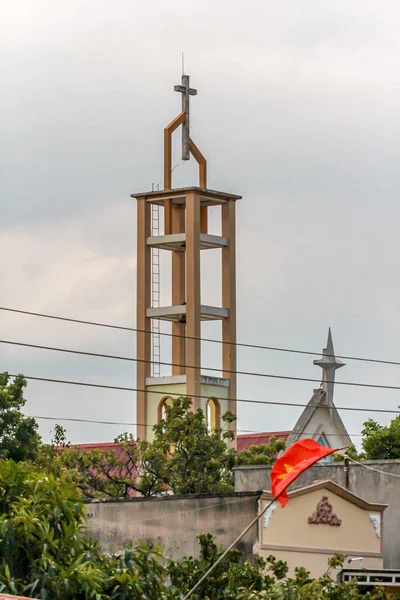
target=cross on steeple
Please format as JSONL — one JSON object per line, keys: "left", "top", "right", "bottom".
{"left": 174, "top": 74, "right": 197, "bottom": 160}
{"left": 313, "top": 328, "right": 345, "bottom": 422}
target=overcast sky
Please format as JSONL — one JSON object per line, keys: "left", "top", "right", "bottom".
{"left": 2, "top": 0, "right": 400, "bottom": 445}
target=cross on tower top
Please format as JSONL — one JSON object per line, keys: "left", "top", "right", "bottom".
{"left": 174, "top": 74, "right": 197, "bottom": 160}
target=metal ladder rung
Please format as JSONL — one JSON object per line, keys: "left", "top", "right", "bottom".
{"left": 151, "top": 202, "right": 161, "bottom": 377}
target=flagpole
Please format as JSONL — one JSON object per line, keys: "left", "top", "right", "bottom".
{"left": 181, "top": 444, "right": 350, "bottom": 600}
{"left": 181, "top": 494, "right": 282, "bottom": 600}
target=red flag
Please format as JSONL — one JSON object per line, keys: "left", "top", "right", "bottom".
{"left": 271, "top": 438, "right": 338, "bottom": 507}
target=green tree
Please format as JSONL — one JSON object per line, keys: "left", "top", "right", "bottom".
{"left": 168, "top": 536, "right": 389, "bottom": 600}
{"left": 0, "top": 458, "right": 170, "bottom": 600}
{"left": 237, "top": 437, "right": 287, "bottom": 466}
{"left": 0, "top": 372, "right": 41, "bottom": 462}
{"left": 38, "top": 397, "right": 237, "bottom": 498}
{"left": 167, "top": 533, "right": 276, "bottom": 599}
{"left": 332, "top": 443, "right": 360, "bottom": 463}
{"left": 144, "top": 396, "right": 237, "bottom": 495}
{"left": 0, "top": 459, "right": 396, "bottom": 600}
{"left": 360, "top": 416, "right": 400, "bottom": 460}
{"left": 333, "top": 415, "right": 400, "bottom": 462}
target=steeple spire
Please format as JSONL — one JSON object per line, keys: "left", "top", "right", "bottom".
{"left": 313, "top": 328, "right": 345, "bottom": 422}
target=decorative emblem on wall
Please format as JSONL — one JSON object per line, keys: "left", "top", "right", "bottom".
{"left": 263, "top": 502, "right": 277, "bottom": 528}
{"left": 368, "top": 512, "right": 381, "bottom": 538}
{"left": 308, "top": 496, "right": 342, "bottom": 526}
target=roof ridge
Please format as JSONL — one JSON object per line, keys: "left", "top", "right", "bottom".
{"left": 237, "top": 431, "right": 291, "bottom": 439}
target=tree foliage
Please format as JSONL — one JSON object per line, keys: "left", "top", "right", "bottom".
{"left": 334, "top": 416, "right": 400, "bottom": 462}
{"left": 37, "top": 397, "right": 238, "bottom": 499}
{"left": 0, "top": 459, "right": 397, "bottom": 600}
{"left": 332, "top": 442, "right": 360, "bottom": 463}
{"left": 237, "top": 437, "right": 286, "bottom": 466}
{"left": 0, "top": 458, "right": 169, "bottom": 600}
{"left": 360, "top": 416, "right": 400, "bottom": 460}
{"left": 147, "top": 396, "right": 237, "bottom": 494}
{"left": 0, "top": 372, "right": 41, "bottom": 462}
{"left": 167, "top": 535, "right": 395, "bottom": 600}
{"left": 167, "top": 533, "right": 282, "bottom": 599}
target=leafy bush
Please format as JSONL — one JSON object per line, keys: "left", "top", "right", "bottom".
{"left": 0, "top": 459, "right": 169, "bottom": 599}
{"left": 0, "top": 460, "right": 397, "bottom": 600}
{"left": 36, "top": 397, "right": 238, "bottom": 499}
{"left": 0, "top": 373, "right": 41, "bottom": 462}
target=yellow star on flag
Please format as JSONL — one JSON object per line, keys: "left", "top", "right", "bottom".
{"left": 276, "top": 464, "right": 294, "bottom": 480}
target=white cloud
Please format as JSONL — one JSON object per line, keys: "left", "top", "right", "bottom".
{"left": 2, "top": 0, "right": 400, "bottom": 443}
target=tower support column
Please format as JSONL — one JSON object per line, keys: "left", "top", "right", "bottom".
{"left": 185, "top": 192, "right": 201, "bottom": 407}
{"left": 136, "top": 196, "right": 152, "bottom": 439}
{"left": 171, "top": 205, "right": 186, "bottom": 374}
{"left": 222, "top": 200, "right": 237, "bottom": 419}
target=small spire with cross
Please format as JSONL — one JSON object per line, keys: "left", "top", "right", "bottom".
{"left": 174, "top": 75, "right": 197, "bottom": 160}
{"left": 313, "top": 328, "right": 345, "bottom": 422}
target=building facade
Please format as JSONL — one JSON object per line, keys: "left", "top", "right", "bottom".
{"left": 258, "top": 480, "right": 385, "bottom": 577}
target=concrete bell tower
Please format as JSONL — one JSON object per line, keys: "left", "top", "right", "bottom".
{"left": 132, "top": 74, "right": 241, "bottom": 440}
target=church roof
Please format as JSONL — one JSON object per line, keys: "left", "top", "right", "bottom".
{"left": 285, "top": 388, "right": 351, "bottom": 448}
{"left": 236, "top": 431, "right": 291, "bottom": 453}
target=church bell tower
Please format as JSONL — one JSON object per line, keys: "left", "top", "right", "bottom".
{"left": 131, "top": 74, "right": 241, "bottom": 440}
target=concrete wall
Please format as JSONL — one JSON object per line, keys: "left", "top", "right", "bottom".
{"left": 85, "top": 491, "right": 261, "bottom": 561}
{"left": 234, "top": 460, "right": 400, "bottom": 568}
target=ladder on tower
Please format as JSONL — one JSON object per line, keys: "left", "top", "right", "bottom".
{"left": 151, "top": 203, "right": 161, "bottom": 377}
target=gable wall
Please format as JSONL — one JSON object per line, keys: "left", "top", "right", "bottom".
{"left": 261, "top": 489, "right": 381, "bottom": 554}
{"left": 234, "top": 460, "right": 400, "bottom": 568}
{"left": 258, "top": 487, "right": 383, "bottom": 577}
{"left": 292, "top": 406, "right": 349, "bottom": 449}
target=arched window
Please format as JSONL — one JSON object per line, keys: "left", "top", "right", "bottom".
{"left": 317, "top": 433, "right": 333, "bottom": 462}
{"left": 317, "top": 433, "right": 330, "bottom": 447}
{"left": 158, "top": 396, "right": 173, "bottom": 422}
{"left": 206, "top": 398, "right": 221, "bottom": 432}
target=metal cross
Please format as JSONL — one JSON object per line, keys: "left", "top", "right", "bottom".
{"left": 174, "top": 75, "right": 197, "bottom": 160}
{"left": 313, "top": 328, "right": 345, "bottom": 423}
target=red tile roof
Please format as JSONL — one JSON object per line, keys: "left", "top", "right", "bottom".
{"left": 70, "top": 442, "right": 125, "bottom": 450}
{"left": 236, "top": 431, "right": 291, "bottom": 453}
{"left": 66, "top": 433, "right": 291, "bottom": 473}
{"left": 63, "top": 442, "right": 139, "bottom": 497}
{"left": 68, "top": 441, "right": 135, "bottom": 463}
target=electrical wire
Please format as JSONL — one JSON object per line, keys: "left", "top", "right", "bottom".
{"left": 349, "top": 458, "right": 400, "bottom": 478}
{"left": 11, "top": 373, "right": 400, "bottom": 414}
{"left": 3, "top": 338, "right": 400, "bottom": 392}
{"left": 1, "top": 336, "right": 399, "bottom": 391}
{"left": 154, "top": 158, "right": 184, "bottom": 190}
{"left": 236, "top": 428, "right": 363, "bottom": 437}
{"left": 31, "top": 415, "right": 151, "bottom": 427}
{"left": 29, "top": 414, "right": 364, "bottom": 435}
{"left": 2, "top": 306, "right": 400, "bottom": 368}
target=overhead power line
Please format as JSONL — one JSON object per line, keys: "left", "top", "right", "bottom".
{"left": 30, "top": 414, "right": 365, "bottom": 436}
{"left": 2, "top": 306, "right": 400, "bottom": 368}
{"left": 3, "top": 338, "right": 400, "bottom": 392}
{"left": 349, "top": 458, "right": 400, "bottom": 478}
{"left": 32, "top": 415, "right": 149, "bottom": 427}
{"left": 236, "top": 429, "right": 361, "bottom": 437}
{"left": 10, "top": 373, "right": 400, "bottom": 414}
